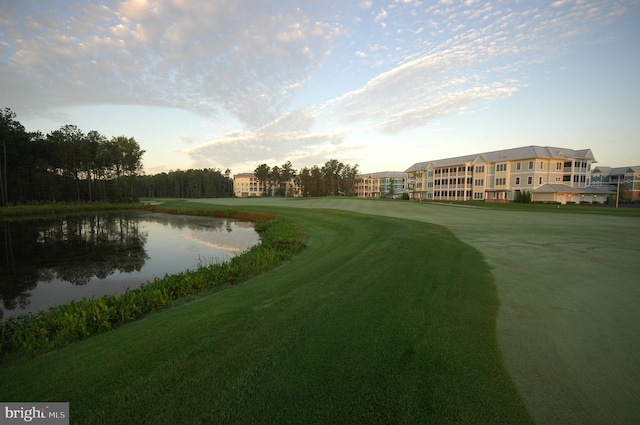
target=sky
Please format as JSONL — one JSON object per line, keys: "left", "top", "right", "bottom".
{"left": 1, "top": 0, "right": 639, "bottom": 175}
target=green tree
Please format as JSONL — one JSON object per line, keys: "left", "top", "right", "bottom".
{"left": 322, "top": 159, "right": 344, "bottom": 196}
{"left": 280, "top": 161, "right": 296, "bottom": 197}
{"left": 340, "top": 164, "right": 359, "bottom": 196}
{"left": 47, "top": 125, "right": 85, "bottom": 201}
{"left": 109, "top": 136, "right": 145, "bottom": 202}
{"left": 254, "top": 164, "right": 270, "bottom": 196}
{"left": 270, "top": 165, "right": 281, "bottom": 196}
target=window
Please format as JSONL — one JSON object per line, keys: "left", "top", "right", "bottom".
{"left": 527, "top": 176, "right": 533, "bottom": 185}
{"left": 517, "top": 162, "right": 521, "bottom": 171}
{"left": 475, "top": 165, "right": 485, "bottom": 173}
{"left": 496, "top": 178, "right": 506, "bottom": 186}
{"left": 540, "top": 161, "right": 544, "bottom": 170}
{"left": 556, "top": 162, "right": 562, "bottom": 170}
{"left": 474, "top": 179, "right": 484, "bottom": 186}
{"left": 528, "top": 161, "right": 534, "bottom": 170}
{"left": 515, "top": 177, "right": 520, "bottom": 185}
{"left": 496, "top": 163, "right": 507, "bottom": 172}
{"left": 539, "top": 177, "right": 543, "bottom": 185}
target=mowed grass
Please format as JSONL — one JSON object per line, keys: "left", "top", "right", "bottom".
{"left": 0, "top": 202, "right": 534, "bottom": 424}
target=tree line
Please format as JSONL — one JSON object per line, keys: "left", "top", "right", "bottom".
{"left": 1, "top": 107, "right": 359, "bottom": 205}
{"left": 0, "top": 108, "right": 145, "bottom": 205}
{"left": 254, "top": 159, "right": 359, "bottom": 197}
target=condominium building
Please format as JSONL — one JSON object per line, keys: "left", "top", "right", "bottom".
{"left": 405, "top": 145, "right": 611, "bottom": 204}
{"left": 233, "top": 173, "right": 301, "bottom": 197}
{"left": 591, "top": 166, "right": 640, "bottom": 201}
{"left": 233, "top": 173, "right": 263, "bottom": 197}
{"left": 355, "top": 172, "right": 408, "bottom": 199}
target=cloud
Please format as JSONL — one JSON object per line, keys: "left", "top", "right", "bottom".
{"left": 1, "top": 0, "right": 633, "bottom": 172}
{"left": 316, "top": 0, "right": 631, "bottom": 136}
{"left": 375, "top": 8, "right": 388, "bottom": 21}
{"left": 185, "top": 128, "right": 346, "bottom": 171}
{"left": 1, "top": 0, "right": 345, "bottom": 128}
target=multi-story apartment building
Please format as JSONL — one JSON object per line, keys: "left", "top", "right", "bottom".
{"left": 233, "top": 173, "right": 263, "bottom": 197}
{"left": 355, "top": 172, "right": 408, "bottom": 199}
{"left": 591, "top": 166, "right": 640, "bottom": 201}
{"left": 405, "top": 145, "right": 610, "bottom": 204}
{"left": 233, "top": 173, "right": 301, "bottom": 197}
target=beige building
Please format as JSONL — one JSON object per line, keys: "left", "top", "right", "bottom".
{"left": 355, "top": 172, "right": 408, "bottom": 199}
{"left": 233, "top": 173, "right": 301, "bottom": 197}
{"left": 405, "top": 146, "right": 610, "bottom": 204}
{"left": 233, "top": 173, "right": 263, "bottom": 197}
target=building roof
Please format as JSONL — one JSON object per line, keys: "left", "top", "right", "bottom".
{"left": 405, "top": 145, "right": 596, "bottom": 172}
{"left": 357, "top": 171, "right": 407, "bottom": 179}
{"left": 591, "top": 166, "right": 640, "bottom": 176}
{"left": 592, "top": 166, "right": 612, "bottom": 174}
{"left": 233, "top": 173, "right": 256, "bottom": 178}
{"left": 533, "top": 184, "right": 613, "bottom": 194}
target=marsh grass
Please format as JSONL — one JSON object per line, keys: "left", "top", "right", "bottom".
{"left": 0, "top": 201, "right": 534, "bottom": 424}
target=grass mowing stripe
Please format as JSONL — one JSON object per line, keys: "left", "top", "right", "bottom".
{"left": 0, "top": 204, "right": 534, "bottom": 424}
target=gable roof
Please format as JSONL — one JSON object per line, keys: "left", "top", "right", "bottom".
{"left": 591, "top": 166, "right": 640, "bottom": 176}
{"left": 405, "top": 145, "right": 595, "bottom": 172}
{"left": 533, "top": 184, "right": 613, "bottom": 194}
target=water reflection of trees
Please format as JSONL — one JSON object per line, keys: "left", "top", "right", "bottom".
{"left": 141, "top": 212, "right": 233, "bottom": 232}
{"left": 0, "top": 214, "right": 148, "bottom": 316}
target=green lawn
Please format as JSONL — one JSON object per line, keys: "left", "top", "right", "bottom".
{"left": 0, "top": 201, "right": 534, "bottom": 424}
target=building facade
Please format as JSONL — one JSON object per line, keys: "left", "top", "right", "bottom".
{"left": 233, "top": 173, "right": 263, "bottom": 197}
{"left": 233, "top": 173, "right": 301, "bottom": 197}
{"left": 591, "top": 166, "right": 640, "bottom": 201}
{"left": 405, "top": 146, "right": 610, "bottom": 204}
{"left": 355, "top": 172, "right": 408, "bottom": 199}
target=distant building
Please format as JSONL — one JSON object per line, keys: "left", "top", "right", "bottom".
{"left": 355, "top": 172, "right": 408, "bottom": 199}
{"left": 405, "top": 145, "right": 611, "bottom": 204}
{"left": 233, "top": 173, "right": 300, "bottom": 197}
{"left": 591, "top": 166, "right": 640, "bottom": 201}
{"left": 233, "top": 173, "right": 263, "bottom": 197}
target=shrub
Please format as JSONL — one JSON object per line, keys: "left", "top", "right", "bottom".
{"left": 1, "top": 212, "right": 308, "bottom": 359}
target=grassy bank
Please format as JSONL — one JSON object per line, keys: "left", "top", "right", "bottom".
{"left": 0, "top": 200, "right": 534, "bottom": 424}
{"left": 0, "top": 202, "right": 142, "bottom": 219}
{"left": 1, "top": 206, "right": 305, "bottom": 358}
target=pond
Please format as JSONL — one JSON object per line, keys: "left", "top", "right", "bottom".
{"left": 0, "top": 211, "right": 260, "bottom": 321}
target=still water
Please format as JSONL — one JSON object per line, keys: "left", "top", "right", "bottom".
{"left": 0, "top": 211, "right": 260, "bottom": 321}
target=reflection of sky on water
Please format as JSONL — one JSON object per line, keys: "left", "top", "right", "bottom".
{"left": 140, "top": 218, "right": 259, "bottom": 274}
{"left": 0, "top": 213, "right": 260, "bottom": 320}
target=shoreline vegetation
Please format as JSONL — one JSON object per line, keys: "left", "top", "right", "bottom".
{"left": 1, "top": 202, "right": 306, "bottom": 358}
{"left": 0, "top": 199, "right": 538, "bottom": 423}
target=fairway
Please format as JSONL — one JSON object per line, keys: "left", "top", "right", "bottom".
{"left": 0, "top": 202, "right": 534, "bottom": 424}
{"left": 192, "top": 197, "right": 640, "bottom": 425}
